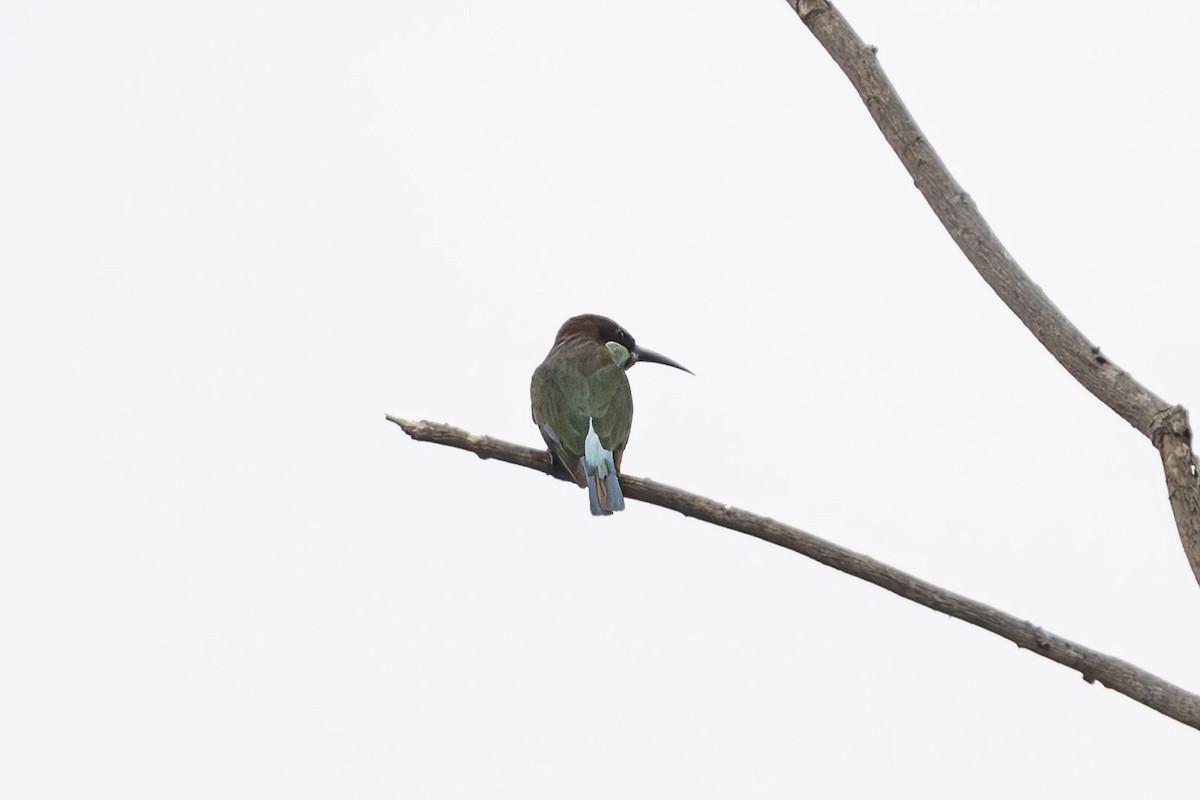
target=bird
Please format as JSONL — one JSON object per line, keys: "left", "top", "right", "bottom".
{"left": 531, "top": 314, "right": 692, "bottom": 516}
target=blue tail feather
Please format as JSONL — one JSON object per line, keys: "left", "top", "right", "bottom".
{"left": 582, "top": 418, "right": 625, "bottom": 516}
{"left": 581, "top": 455, "right": 624, "bottom": 516}
{"left": 583, "top": 467, "right": 608, "bottom": 516}
{"left": 601, "top": 467, "right": 624, "bottom": 513}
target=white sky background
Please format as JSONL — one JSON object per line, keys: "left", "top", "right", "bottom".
{"left": 3, "top": 0, "right": 1199, "bottom": 795}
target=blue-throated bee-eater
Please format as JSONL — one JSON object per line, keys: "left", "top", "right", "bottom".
{"left": 531, "top": 314, "right": 692, "bottom": 516}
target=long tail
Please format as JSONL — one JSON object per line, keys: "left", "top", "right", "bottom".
{"left": 582, "top": 419, "right": 625, "bottom": 516}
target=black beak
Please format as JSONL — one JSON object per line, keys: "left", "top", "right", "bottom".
{"left": 630, "top": 345, "right": 694, "bottom": 375}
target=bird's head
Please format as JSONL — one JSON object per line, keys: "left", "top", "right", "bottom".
{"left": 554, "top": 314, "right": 693, "bottom": 374}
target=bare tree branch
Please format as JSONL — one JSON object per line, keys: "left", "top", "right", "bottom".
{"left": 784, "top": 0, "right": 1200, "bottom": 588}
{"left": 387, "top": 416, "right": 1200, "bottom": 730}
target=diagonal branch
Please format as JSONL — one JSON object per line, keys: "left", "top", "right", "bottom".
{"left": 387, "top": 416, "right": 1200, "bottom": 730}
{"left": 784, "top": 0, "right": 1200, "bottom": 588}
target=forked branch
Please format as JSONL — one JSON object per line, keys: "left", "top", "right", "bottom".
{"left": 388, "top": 416, "right": 1200, "bottom": 731}
{"left": 785, "top": 0, "right": 1200, "bottom": 588}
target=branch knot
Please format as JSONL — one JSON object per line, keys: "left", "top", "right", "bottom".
{"left": 1151, "top": 405, "right": 1192, "bottom": 449}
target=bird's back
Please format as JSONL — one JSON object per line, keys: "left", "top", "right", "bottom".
{"left": 531, "top": 336, "right": 633, "bottom": 485}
